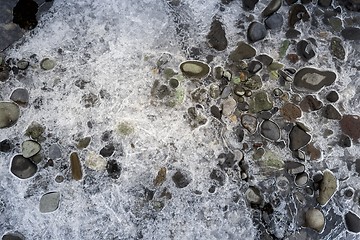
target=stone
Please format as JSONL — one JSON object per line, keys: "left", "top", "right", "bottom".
{"left": 22, "top": 140, "right": 41, "bottom": 158}
{"left": 154, "top": 167, "right": 167, "bottom": 186}
{"left": 210, "top": 105, "right": 222, "bottom": 120}
{"left": 262, "top": 0, "right": 282, "bottom": 17}
{"left": 172, "top": 170, "right": 192, "bottom": 188}
{"left": 106, "top": 160, "right": 121, "bottom": 179}
{"left": 156, "top": 53, "right": 172, "bottom": 68}
{"left": 85, "top": 152, "right": 107, "bottom": 171}
{"left": 209, "top": 84, "right": 220, "bottom": 99}
{"left": 287, "top": 53, "right": 300, "bottom": 63}
{"left": 286, "top": 29, "right": 301, "bottom": 39}
{"left": 242, "top": 0, "right": 259, "bottom": 10}
{"left": 245, "top": 186, "right": 262, "bottom": 204}
{"left": 25, "top": 122, "right": 45, "bottom": 139}
{"left": 255, "top": 54, "right": 273, "bottom": 66}
{"left": 229, "top": 41, "right": 256, "bottom": 62}
{"left": 100, "top": 143, "right": 115, "bottom": 157}
{"left": 210, "top": 169, "right": 226, "bottom": 186}
{"left": 48, "top": 144, "right": 62, "bottom": 159}
{"left": 0, "top": 139, "right": 12, "bottom": 152}
{"left": 10, "top": 155, "right": 37, "bottom": 179}
{"left": 241, "top": 114, "right": 258, "bottom": 134}
{"left": 305, "top": 208, "right": 325, "bottom": 232}
{"left": 179, "top": 60, "right": 210, "bottom": 79}
{"left": 117, "top": 121, "right": 134, "bottom": 136}
{"left": 207, "top": 19, "right": 228, "bottom": 51}
{"left": 339, "top": 115, "right": 360, "bottom": 140}
{"left": 286, "top": 161, "right": 305, "bottom": 174}
{"left": 293, "top": 67, "right": 337, "bottom": 92}
{"left": 248, "top": 60, "right": 262, "bottom": 74}
{"left": 17, "top": 60, "right": 29, "bottom": 70}
{"left": 0, "top": 65, "right": 10, "bottom": 82}
{"left": 326, "top": 90, "right": 339, "bottom": 102}
{"left": 344, "top": 211, "right": 360, "bottom": 233}
{"left": 341, "top": 27, "right": 360, "bottom": 40}
{"left": 0, "top": 102, "right": 20, "bottom": 128}
{"left": 40, "top": 58, "right": 56, "bottom": 70}
{"left": 327, "top": 17, "right": 343, "bottom": 33}
{"left": 317, "top": 169, "right": 337, "bottom": 205}
{"left": 295, "top": 172, "right": 308, "bottom": 186}
{"left": 2, "top": 233, "right": 25, "bottom": 240}
{"left": 39, "top": 192, "right": 60, "bottom": 213}
{"left": 81, "top": 92, "right": 98, "bottom": 108}
{"left": 264, "top": 13, "right": 283, "bottom": 29}
{"left": 289, "top": 4, "right": 310, "bottom": 28}
{"left": 338, "top": 0, "right": 360, "bottom": 11}
{"left": 249, "top": 91, "right": 273, "bottom": 113}
{"left": 323, "top": 104, "right": 342, "bottom": 120}
{"left": 305, "top": 143, "right": 321, "bottom": 160}
{"left": 70, "top": 152, "right": 83, "bottom": 181}
{"left": 330, "top": 37, "right": 345, "bottom": 60}
{"left": 169, "top": 78, "right": 179, "bottom": 88}
{"left": 260, "top": 120, "right": 281, "bottom": 141}
{"left": 247, "top": 22, "right": 267, "bottom": 42}
{"left": 221, "top": 97, "right": 237, "bottom": 116}
{"left": 244, "top": 75, "right": 262, "bottom": 90}
{"left": 299, "top": 95, "right": 323, "bottom": 112}
{"left": 289, "top": 125, "right": 311, "bottom": 150}
{"left": 318, "top": 0, "right": 332, "bottom": 7}
{"left": 339, "top": 134, "right": 352, "bottom": 148}
{"left": 10, "top": 88, "right": 29, "bottom": 106}
{"left": 280, "top": 102, "right": 302, "bottom": 122}
{"left": 76, "top": 136, "right": 91, "bottom": 149}
{"left": 296, "top": 40, "right": 315, "bottom": 61}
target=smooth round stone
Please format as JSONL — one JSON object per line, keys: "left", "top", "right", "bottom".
{"left": 341, "top": 27, "right": 360, "bottom": 41}
{"left": 107, "top": 160, "right": 121, "bottom": 179}
{"left": 22, "top": 140, "right": 41, "bottom": 158}
{"left": 241, "top": 114, "right": 258, "bottom": 134}
{"left": 55, "top": 175, "right": 64, "bottom": 183}
{"left": 293, "top": 67, "right": 337, "bottom": 92}
{"left": 247, "top": 22, "right": 267, "bottom": 42}
{"left": 322, "top": 104, "right": 342, "bottom": 120}
{"left": 10, "top": 88, "right": 29, "bottom": 106}
{"left": 296, "top": 40, "right": 315, "bottom": 61}
{"left": 100, "top": 143, "right": 115, "bottom": 157}
{"left": 248, "top": 60, "right": 262, "bottom": 74}
{"left": 300, "top": 95, "right": 323, "bottom": 112}
{"left": 2, "top": 232, "right": 25, "bottom": 240}
{"left": 40, "top": 58, "right": 56, "bottom": 70}
{"left": 262, "top": 0, "right": 282, "bottom": 17}
{"left": 326, "top": 90, "right": 339, "bottom": 102}
{"left": 172, "top": 170, "right": 192, "bottom": 188}
{"left": 169, "top": 78, "right": 179, "bottom": 88}
{"left": 39, "top": 192, "right": 60, "bottom": 213}
{"left": 264, "top": 13, "right": 283, "bottom": 29}
{"left": 207, "top": 19, "right": 228, "bottom": 51}
{"left": 305, "top": 208, "right": 325, "bottom": 232}
{"left": 210, "top": 105, "right": 222, "bottom": 120}
{"left": 344, "top": 211, "right": 360, "bottom": 233}
{"left": 260, "top": 120, "right": 280, "bottom": 141}
{"left": 256, "top": 54, "right": 273, "bottom": 66}
{"left": 10, "top": 155, "right": 37, "bottom": 179}
{"left": 242, "top": 0, "right": 259, "bottom": 10}
{"left": 48, "top": 144, "right": 62, "bottom": 159}
{"left": 340, "top": 115, "right": 360, "bottom": 140}
{"left": 317, "top": 169, "right": 338, "bottom": 205}
{"left": 280, "top": 102, "right": 302, "bottom": 122}
{"left": 295, "top": 172, "right": 308, "bottom": 186}
{"left": 289, "top": 125, "right": 311, "bottom": 151}
{"left": 289, "top": 4, "right": 310, "bottom": 28}
{"left": 229, "top": 41, "right": 256, "bottom": 62}
{"left": 17, "top": 60, "right": 29, "bottom": 70}
{"left": 0, "top": 102, "right": 20, "bottom": 128}
{"left": 179, "top": 60, "right": 210, "bottom": 79}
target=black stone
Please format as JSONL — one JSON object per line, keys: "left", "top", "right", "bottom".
{"left": 356, "top": 159, "right": 360, "bottom": 175}
{"left": 296, "top": 40, "right": 315, "bottom": 61}
{"left": 341, "top": 27, "right": 360, "bottom": 41}
{"left": 323, "top": 104, "right": 342, "bottom": 120}
{"left": 210, "top": 105, "right": 222, "bottom": 120}
{"left": 285, "top": 0, "right": 298, "bottom": 4}
{"left": 229, "top": 41, "right": 256, "bottom": 62}
{"left": 318, "top": 0, "right": 333, "bottom": 7}
{"left": 218, "top": 152, "right": 236, "bottom": 169}
{"left": 235, "top": 126, "right": 245, "bottom": 142}
{"left": 264, "top": 13, "right": 284, "bottom": 29}
{"left": 10, "top": 155, "right": 37, "bottom": 179}
{"left": 210, "top": 169, "right": 226, "bottom": 186}
{"left": 330, "top": 37, "right": 345, "bottom": 60}
{"left": 339, "top": 134, "right": 352, "bottom": 147}
{"left": 172, "top": 170, "right": 192, "bottom": 188}
{"left": 0, "top": 139, "right": 12, "bottom": 152}
{"left": 289, "top": 4, "right": 310, "bottom": 28}
{"left": 2, "top": 233, "right": 25, "bottom": 240}
{"left": 248, "top": 60, "right": 263, "bottom": 74}
{"left": 247, "top": 22, "right": 267, "bottom": 42}
{"left": 106, "top": 160, "right": 121, "bottom": 179}
{"left": 286, "top": 29, "right": 301, "bottom": 39}
{"left": 326, "top": 91, "right": 339, "bottom": 102}
{"left": 344, "top": 211, "right": 360, "bottom": 233}
{"left": 242, "top": 0, "right": 259, "bottom": 10}
{"left": 337, "top": 0, "right": 360, "bottom": 12}
{"left": 289, "top": 125, "right": 311, "bottom": 150}
{"left": 255, "top": 54, "right": 273, "bottom": 66}
{"left": 100, "top": 144, "right": 115, "bottom": 157}
{"left": 293, "top": 67, "right": 337, "bottom": 92}
{"left": 262, "top": 0, "right": 282, "bottom": 17}
{"left": 12, "top": 0, "right": 39, "bottom": 30}
{"left": 207, "top": 19, "right": 228, "bottom": 51}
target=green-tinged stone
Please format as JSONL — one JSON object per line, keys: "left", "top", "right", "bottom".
{"left": 117, "top": 122, "right": 134, "bottom": 136}
{"left": 209, "top": 84, "right": 220, "bottom": 99}
{"left": 279, "top": 40, "right": 291, "bottom": 59}
{"left": 269, "top": 70, "right": 280, "bottom": 80}
{"left": 40, "top": 58, "right": 55, "bottom": 70}
{"left": 162, "top": 68, "right": 177, "bottom": 80}
{"left": 249, "top": 91, "right": 273, "bottom": 113}
{"left": 22, "top": 140, "right": 41, "bottom": 158}
{"left": 244, "top": 75, "right": 262, "bottom": 90}
{"left": 261, "top": 151, "right": 284, "bottom": 169}
{"left": 39, "top": 192, "right": 60, "bottom": 213}
{"left": 70, "top": 152, "right": 83, "bottom": 181}
{"left": 328, "top": 17, "right": 343, "bottom": 32}
{"left": 0, "top": 102, "right": 20, "bottom": 128}
{"left": 25, "top": 122, "right": 45, "bottom": 139}
{"left": 180, "top": 60, "right": 210, "bottom": 79}
{"left": 174, "top": 88, "right": 185, "bottom": 104}
{"left": 267, "top": 61, "right": 284, "bottom": 71}
{"left": 232, "top": 77, "right": 241, "bottom": 84}
{"left": 317, "top": 169, "right": 337, "bottom": 205}
{"left": 76, "top": 136, "right": 91, "bottom": 149}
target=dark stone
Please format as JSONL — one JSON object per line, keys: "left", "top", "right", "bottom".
{"left": 337, "top": 0, "right": 360, "bottom": 12}
{"left": 10, "top": 88, "right": 29, "bottom": 106}
{"left": 229, "top": 41, "right": 256, "bottom": 62}
{"left": 289, "top": 125, "right": 311, "bottom": 150}
{"left": 323, "top": 104, "right": 342, "bottom": 120}
{"left": 286, "top": 29, "right": 301, "bottom": 39}
{"left": 242, "top": 0, "right": 259, "bottom": 10}
{"left": 255, "top": 54, "right": 273, "bottom": 66}
{"left": 172, "top": 170, "right": 192, "bottom": 188}
{"left": 341, "top": 27, "right": 360, "bottom": 40}
{"left": 326, "top": 91, "right": 339, "bottom": 102}
{"left": 210, "top": 169, "right": 226, "bottom": 186}
{"left": 247, "top": 22, "right": 267, "bottom": 42}
{"left": 248, "top": 60, "right": 262, "bottom": 74}
{"left": 218, "top": 152, "right": 236, "bottom": 169}
{"left": 2, "top": 232, "right": 25, "bottom": 240}
{"left": 285, "top": 0, "right": 298, "bottom": 4}
{"left": 289, "top": 4, "right": 310, "bottom": 28}
{"left": 10, "top": 155, "right": 37, "bottom": 179}
{"left": 340, "top": 115, "right": 360, "bottom": 140}
{"left": 344, "top": 211, "right": 360, "bottom": 233}
{"left": 264, "top": 13, "right": 284, "bottom": 29}
{"left": 260, "top": 120, "right": 281, "bottom": 141}
{"left": 301, "top": 0, "right": 312, "bottom": 3}
{"left": 300, "top": 95, "right": 323, "bottom": 112}
{"left": 101, "top": 130, "right": 113, "bottom": 142}
{"left": 210, "top": 105, "right": 222, "bottom": 120}
{"left": 318, "top": 0, "right": 333, "bottom": 7}
{"left": 262, "top": 0, "right": 282, "bottom": 17}
{"left": 330, "top": 37, "right": 345, "bottom": 60}
{"left": 106, "top": 160, "right": 121, "bottom": 179}
{"left": 339, "top": 134, "right": 352, "bottom": 147}
{"left": 100, "top": 144, "right": 115, "bottom": 157}
{"left": 207, "top": 19, "right": 228, "bottom": 51}
{"left": 297, "top": 40, "right": 315, "bottom": 61}
{"left": 356, "top": 159, "right": 360, "bottom": 175}
{"left": 293, "top": 67, "right": 337, "bottom": 92}
{"left": 0, "top": 139, "right": 12, "bottom": 152}
{"left": 81, "top": 92, "right": 98, "bottom": 108}
{"left": 235, "top": 126, "right": 245, "bottom": 142}
{"left": 13, "top": 0, "right": 39, "bottom": 30}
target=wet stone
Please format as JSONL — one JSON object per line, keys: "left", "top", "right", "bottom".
{"left": 286, "top": 161, "right": 305, "bottom": 175}
{"left": 317, "top": 169, "right": 337, "bottom": 205}
{"left": 344, "top": 211, "right": 360, "bottom": 233}
{"left": 247, "top": 22, "right": 267, "bottom": 42}
{"left": 262, "top": 0, "right": 282, "bottom": 17}
{"left": 330, "top": 37, "right": 345, "bottom": 60}
{"left": 70, "top": 152, "right": 83, "bottom": 181}
{"left": 82, "top": 92, "right": 98, "bottom": 108}
{"left": 2, "top": 233, "right": 25, "bottom": 240}
{"left": 0, "top": 139, "right": 12, "bottom": 152}
{"left": 210, "top": 105, "right": 222, "bottom": 120}
{"left": 10, "top": 155, "right": 37, "bottom": 179}
{"left": 326, "top": 90, "right": 339, "bottom": 102}
{"left": 0, "top": 102, "right": 20, "bottom": 129}
{"left": 154, "top": 167, "right": 167, "bottom": 186}
{"left": 210, "top": 169, "right": 226, "bottom": 186}
{"left": 293, "top": 67, "right": 337, "bottom": 92}
{"left": 39, "top": 192, "right": 60, "bottom": 213}
{"left": 249, "top": 91, "right": 273, "bottom": 113}
{"left": 48, "top": 144, "right": 62, "bottom": 159}
{"left": 289, "top": 4, "right": 310, "bottom": 28}
{"left": 229, "top": 41, "right": 256, "bottom": 62}
{"left": 295, "top": 172, "right": 308, "bottom": 186}
{"left": 280, "top": 102, "right": 302, "bottom": 122}
{"left": 22, "top": 140, "right": 41, "bottom": 158}
{"left": 305, "top": 208, "right": 325, "bottom": 232}
{"left": 107, "top": 160, "right": 121, "bottom": 179}
{"left": 289, "top": 125, "right": 311, "bottom": 151}
{"left": 10, "top": 88, "right": 29, "bottom": 106}
{"left": 172, "top": 170, "right": 192, "bottom": 188}
{"left": 286, "top": 29, "right": 301, "bottom": 39}
{"left": 25, "top": 122, "right": 45, "bottom": 140}
{"left": 339, "top": 134, "right": 352, "bottom": 148}
{"left": 40, "top": 58, "right": 56, "bottom": 70}
{"left": 323, "top": 104, "right": 342, "bottom": 120}
{"left": 260, "top": 120, "right": 281, "bottom": 141}
{"left": 297, "top": 40, "right": 315, "bottom": 61}
{"left": 100, "top": 144, "right": 115, "bottom": 157}
{"left": 17, "top": 60, "right": 29, "bottom": 70}
{"left": 242, "top": 0, "right": 259, "bottom": 10}
{"left": 207, "top": 19, "right": 228, "bottom": 51}
{"left": 180, "top": 60, "right": 210, "bottom": 79}
{"left": 255, "top": 54, "right": 273, "bottom": 67}
{"left": 241, "top": 114, "right": 258, "bottom": 134}
{"left": 341, "top": 27, "right": 360, "bottom": 41}
{"left": 264, "top": 13, "right": 283, "bottom": 29}
{"left": 300, "top": 95, "right": 323, "bottom": 112}
{"left": 340, "top": 115, "right": 360, "bottom": 140}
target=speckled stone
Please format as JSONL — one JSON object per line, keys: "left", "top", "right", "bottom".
{"left": 293, "top": 67, "right": 336, "bottom": 92}
{"left": 330, "top": 37, "right": 345, "bottom": 60}
{"left": 249, "top": 91, "right": 273, "bottom": 113}
{"left": 241, "top": 114, "right": 258, "bottom": 134}
{"left": 280, "top": 102, "right": 302, "bottom": 122}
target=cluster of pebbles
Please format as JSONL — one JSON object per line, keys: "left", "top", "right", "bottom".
{"left": 1, "top": 0, "right": 360, "bottom": 239}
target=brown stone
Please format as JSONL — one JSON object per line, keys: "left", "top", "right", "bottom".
{"left": 340, "top": 115, "right": 360, "bottom": 141}
{"left": 280, "top": 102, "right": 302, "bottom": 122}
{"left": 70, "top": 152, "right": 83, "bottom": 181}
{"left": 154, "top": 167, "right": 167, "bottom": 186}
{"left": 305, "top": 142, "right": 321, "bottom": 160}
{"left": 300, "top": 95, "right": 323, "bottom": 112}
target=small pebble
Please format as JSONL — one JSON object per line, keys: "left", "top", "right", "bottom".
{"left": 344, "top": 211, "right": 360, "bottom": 233}
{"left": 106, "top": 160, "right": 121, "bottom": 179}
{"left": 39, "top": 192, "right": 60, "bottom": 213}
{"left": 325, "top": 90, "right": 339, "bottom": 102}
{"left": 305, "top": 208, "right": 325, "bottom": 232}
{"left": 172, "top": 170, "right": 192, "bottom": 188}
{"left": 10, "top": 88, "right": 29, "bottom": 106}
{"left": 10, "top": 155, "right": 37, "bottom": 179}
{"left": 317, "top": 169, "right": 337, "bottom": 205}
{"left": 247, "top": 22, "right": 267, "bottom": 42}
{"left": 40, "top": 58, "right": 56, "bottom": 70}
{"left": 22, "top": 140, "right": 41, "bottom": 158}
{"left": 0, "top": 102, "right": 20, "bottom": 129}
{"left": 70, "top": 152, "right": 83, "bottom": 181}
